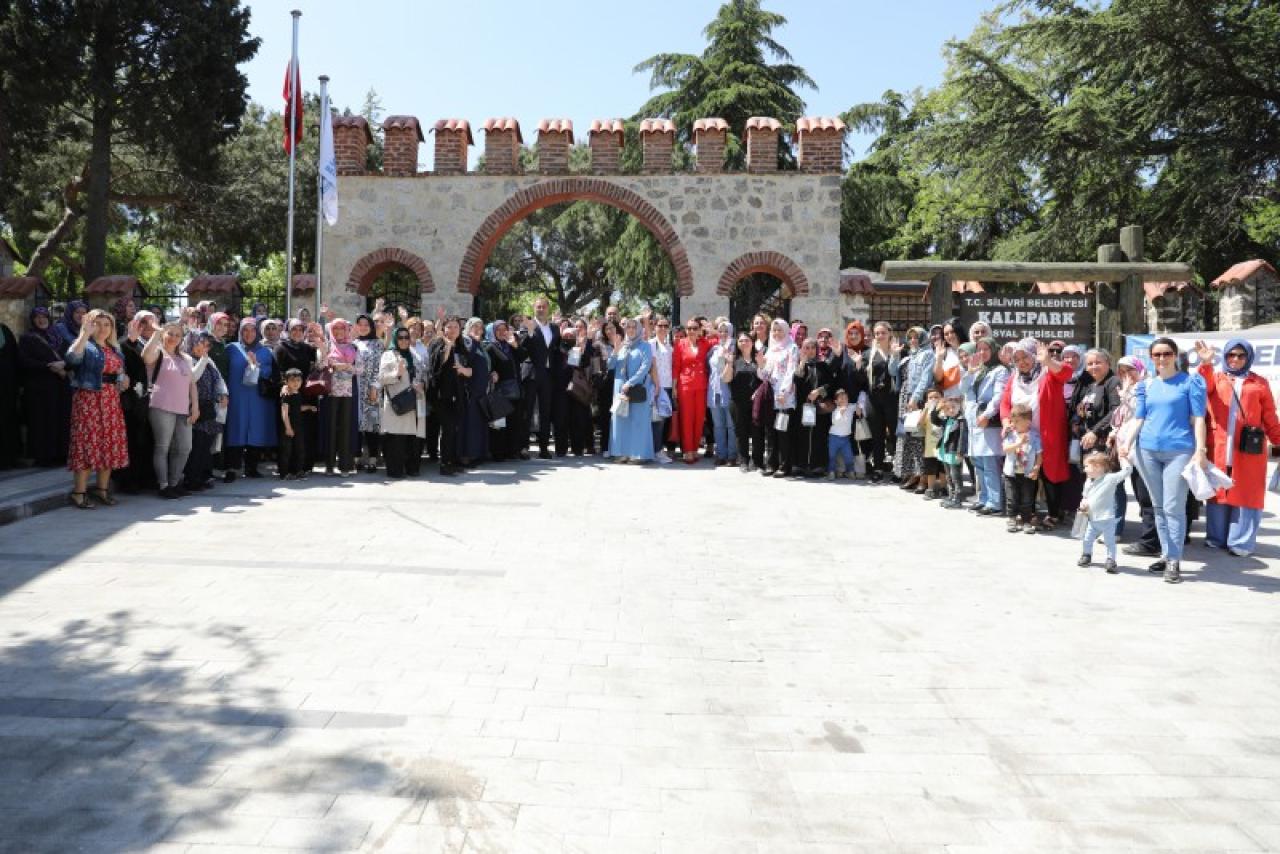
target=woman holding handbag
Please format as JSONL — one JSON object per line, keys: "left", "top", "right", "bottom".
{"left": 607, "top": 317, "right": 654, "bottom": 463}
{"left": 427, "top": 317, "right": 471, "bottom": 476}
{"left": 759, "top": 318, "right": 800, "bottom": 478}
{"left": 378, "top": 327, "right": 426, "bottom": 478}
{"left": 1194, "top": 338, "right": 1280, "bottom": 557}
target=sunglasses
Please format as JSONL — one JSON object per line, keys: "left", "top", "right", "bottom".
{"left": 1048, "top": 347, "right": 1063, "bottom": 354}
{"left": 1151, "top": 350, "right": 1175, "bottom": 358}
{"left": 1225, "top": 351, "right": 1247, "bottom": 360}
{"left": 657, "top": 323, "right": 670, "bottom": 328}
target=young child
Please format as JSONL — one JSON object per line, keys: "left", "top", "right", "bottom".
{"left": 933, "top": 395, "right": 967, "bottom": 508}
{"left": 1002, "top": 403, "right": 1042, "bottom": 533}
{"left": 920, "top": 388, "right": 945, "bottom": 499}
{"left": 1077, "top": 451, "right": 1133, "bottom": 573}
{"left": 278, "top": 368, "right": 311, "bottom": 480}
{"left": 827, "top": 388, "right": 855, "bottom": 480}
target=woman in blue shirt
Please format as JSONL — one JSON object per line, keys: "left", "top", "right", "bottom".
{"left": 1118, "top": 337, "right": 1207, "bottom": 583}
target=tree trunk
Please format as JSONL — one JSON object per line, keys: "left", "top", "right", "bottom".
{"left": 82, "top": 7, "right": 118, "bottom": 282}
{"left": 26, "top": 167, "right": 87, "bottom": 279}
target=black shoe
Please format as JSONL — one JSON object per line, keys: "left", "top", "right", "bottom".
{"left": 538, "top": 450, "right": 552, "bottom": 460}
{"left": 1077, "top": 554, "right": 1092, "bottom": 567}
{"left": 1164, "top": 560, "right": 1182, "bottom": 584}
{"left": 1104, "top": 559, "right": 1119, "bottom": 574}
{"left": 224, "top": 470, "right": 237, "bottom": 484}
{"left": 245, "top": 469, "right": 263, "bottom": 479}
{"left": 772, "top": 469, "right": 788, "bottom": 478}
{"left": 159, "top": 486, "right": 179, "bottom": 499}
{"left": 1124, "top": 543, "right": 1160, "bottom": 557}
{"left": 1147, "top": 559, "right": 1167, "bottom": 574}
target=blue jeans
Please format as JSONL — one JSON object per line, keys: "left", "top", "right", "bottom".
{"left": 1083, "top": 518, "right": 1119, "bottom": 560}
{"left": 1205, "top": 501, "right": 1262, "bottom": 555}
{"left": 709, "top": 404, "right": 737, "bottom": 461}
{"left": 828, "top": 434, "right": 854, "bottom": 473}
{"left": 1135, "top": 447, "right": 1193, "bottom": 561}
{"left": 973, "top": 455, "right": 1004, "bottom": 510}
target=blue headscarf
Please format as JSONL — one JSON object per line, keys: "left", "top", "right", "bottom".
{"left": 485, "top": 321, "right": 512, "bottom": 357}
{"left": 1223, "top": 338, "right": 1254, "bottom": 377}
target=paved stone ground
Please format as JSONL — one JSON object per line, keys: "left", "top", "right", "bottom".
{"left": 0, "top": 459, "right": 1279, "bottom": 853}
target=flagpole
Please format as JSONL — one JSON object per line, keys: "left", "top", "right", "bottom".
{"left": 315, "top": 75, "right": 329, "bottom": 319}
{"left": 284, "top": 9, "right": 301, "bottom": 320}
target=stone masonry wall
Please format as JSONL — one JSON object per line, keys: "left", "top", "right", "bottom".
{"left": 321, "top": 173, "right": 843, "bottom": 329}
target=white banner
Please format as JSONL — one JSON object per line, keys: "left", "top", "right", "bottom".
{"left": 1165, "top": 330, "right": 1280, "bottom": 403}
{"left": 318, "top": 95, "right": 338, "bottom": 226}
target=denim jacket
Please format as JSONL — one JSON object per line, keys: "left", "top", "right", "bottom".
{"left": 64, "top": 340, "right": 123, "bottom": 391}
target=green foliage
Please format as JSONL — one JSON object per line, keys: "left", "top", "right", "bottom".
{"left": 104, "top": 233, "right": 192, "bottom": 297}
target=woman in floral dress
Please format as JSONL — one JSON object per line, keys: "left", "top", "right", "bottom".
{"left": 63, "top": 309, "right": 130, "bottom": 508}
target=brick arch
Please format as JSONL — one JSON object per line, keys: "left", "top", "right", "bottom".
{"left": 717, "top": 251, "right": 810, "bottom": 297}
{"left": 456, "top": 178, "right": 695, "bottom": 296}
{"left": 346, "top": 247, "right": 436, "bottom": 295}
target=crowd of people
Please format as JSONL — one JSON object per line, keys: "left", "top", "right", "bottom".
{"left": 1, "top": 296, "right": 1277, "bottom": 583}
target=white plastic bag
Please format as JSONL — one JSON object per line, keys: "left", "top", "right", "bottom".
{"left": 774, "top": 411, "right": 790, "bottom": 432}
{"left": 611, "top": 396, "right": 629, "bottom": 418}
{"left": 903, "top": 410, "right": 923, "bottom": 435}
{"left": 1205, "top": 463, "right": 1234, "bottom": 492}
{"left": 1182, "top": 459, "right": 1231, "bottom": 501}
{"left": 242, "top": 361, "right": 260, "bottom": 386}
{"left": 801, "top": 403, "right": 816, "bottom": 427}
{"left": 854, "top": 415, "right": 872, "bottom": 442}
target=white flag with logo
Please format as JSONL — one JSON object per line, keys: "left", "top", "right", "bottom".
{"left": 318, "top": 96, "right": 338, "bottom": 225}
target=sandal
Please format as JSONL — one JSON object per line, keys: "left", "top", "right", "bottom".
{"left": 68, "top": 492, "right": 94, "bottom": 510}
{"left": 1040, "top": 517, "right": 1058, "bottom": 531}
{"left": 90, "top": 487, "right": 117, "bottom": 506}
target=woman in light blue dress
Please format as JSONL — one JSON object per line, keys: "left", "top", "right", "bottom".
{"left": 607, "top": 317, "right": 654, "bottom": 463}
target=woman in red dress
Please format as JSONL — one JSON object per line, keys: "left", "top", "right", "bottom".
{"left": 671, "top": 318, "right": 717, "bottom": 464}
{"left": 63, "top": 309, "right": 130, "bottom": 508}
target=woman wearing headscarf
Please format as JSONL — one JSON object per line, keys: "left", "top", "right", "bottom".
{"left": 275, "top": 319, "right": 318, "bottom": 475}
{"left": 607, "top": 316, "right": 654, "bottom": 463}
{"left": 759, "top": 317, "right": 800, "bottom": 478}
{"left": 895, "top": 325, "right": 935, "bottom": 488}
{"left": 485, "top": 320, "right": 521, "bottom": 461}
{"left": 1194, "top": 338, "right": 1280, "bottom": 557}
{"left": 671, "top": 316, "right": 716, "bottom": 464}
{"left": 961, "top": 337, "right": 1009, "bottom": 515}
{"left": 999, "top": 337, "right": 1074, "bottom": 529}
{"left": 353, "top": 313, "right": 384, "bottom": 472}
{"left": 111, "top": 297, "right": 136, "bottom": 341}
{"left": 224, "top": 318, "right": 276, "bottom": 481}
{"left": 53, "top": 300, "right": 87, "bottom": 350}
{"left": 182, "top": 332, "right": 228, "bottom": 492}
{"left": 790, "top": 320, "right": 808, "bottom": 349}
{"left": 203, "top": 312, "right": 232, "bottom": 380}
{"left": 427, "top": 317, "right": 471, "bottom": 476}
{"left": 378, "top": 326, "right": 426, "bottom": 478}
{"left": 1111, "top": 356, "right": 1155, "bottom": 546}
{"left": 1116, "top": 337, "right": 1206, "bottom": 583}
{"left": 63, "top": 309, "right": 130, "bottom": 508}
{"left": 792, "top": 337, "right": 831, "bottom": 477}
{"left": 561, "top": 318, "right": 598, "bottom": 457}
{"left": 320, "top": 318, "right": 358, "bottom": 475}
{"left": 706, "top": 320, "right": 737, "bottom": 466}
{"left": 18, "top": 307, "right": 71, "bottom": 467}
{"left": 0, "top": 312, "right": 19, "bottom": 468}
{"left": 458, "top": 317, "right": 492, "bottom": 466}
{"left": 260, "top": 318, "right": 283, "bottom": 351}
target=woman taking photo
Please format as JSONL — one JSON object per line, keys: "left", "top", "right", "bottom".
{"left": 427, "top": 317, "right": 471, "bottom": 476}
{"left": 19, "top": 307, "right": 71, "bottom": 467}
{"left": 142, "top": 323, "right": 198, "bottom": 498}
{"left": 378, "top": 327, "right": 426, "bottom": 478}
{"left": 1194, "top": 338, "right": 1280, "bottom": 557}
{"left": 224, "top": 318, "right": 276, "bottom": 481}
{"left": 63, "top": 309, "right": 130, "bottom": 508}
{"left": 607, "top": 317, "right": 654, "bottom": 463}
{"left": 759, "top": 317, "right": 800, "bottom": 478}
{"left": 353, "top": 313, "right": 384, "bottom": 473}
{"left": 1118, "top": 337, "right": 1207, "bottom": 584}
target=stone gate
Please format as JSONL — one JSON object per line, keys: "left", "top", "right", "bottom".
{"left": 319, "top": 115, "right": 846, "bottom": 326}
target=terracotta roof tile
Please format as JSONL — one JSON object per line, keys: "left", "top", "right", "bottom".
{"left": 1212, "top": 259, "right": 1277, "bottom": 288}
{"left": 0, "top": 276, "right": 43, "bottom": 298}
{"left": 589, "top": 119, "right": 625, "bottom": 138}
{"left": 1033, "top": 281, "right": 1090, "bottom": 295}
{"left": 291, "top": 274, "right": 316, "bottom": 295}
{"left": 745, "top": 117, "right": 782, "bottom": 132}
{"left": 796, "top": 116, "right": 847, "bottom": 134}
{"left": 186, "top": 274, "right": 241, "bottom": 295}
{"left": 1144, "top": 281, "right": 1200, "bottom": 300}
{"left": 85, "top": 275, "right": 142, "bottom": 296}
{"left": 537, "top": 118, "right": 573, "bottom": 135}
{"left": 432, "top": 119, "right": 474, "bottom": 146}
{"left": 331, "top": 115, "right": 374, "bottom": 145}
{"left": 382, "top": 115, "right": 424, "bottom": 142}
{"left": 483, "top": 117, "right": 524, "bottom": 143}
{"left": 839, "top": 269, "right": 875, "bottom": 296}
{"left": 693, "top": 118, "right": 729, "bottom": 133}
{"left": 638, "top": 118, "right": 675, "bottom": 135}
{"left": 953, "top": 280, "right": 984, "bottom": 293}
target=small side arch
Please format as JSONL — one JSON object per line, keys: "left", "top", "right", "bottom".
{"left": 346, "top": 247, "right": 436, "bottom": 295}
{"left": 716, "top": 251, "right": 810, "bottom": 298}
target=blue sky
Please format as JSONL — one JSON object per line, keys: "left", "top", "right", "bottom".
{"left": 243, "top": 0, "right": 997, "bottom": 164}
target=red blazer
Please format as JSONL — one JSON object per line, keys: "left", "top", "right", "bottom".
{"left": 1198, "top": 364, "right": 1280, "bottom": 509}
{"left": 1000, "top": 362, "right": 1073, "bottom": 483}
{"left": 672, "top": 337, "right": 717, "bottom": 397}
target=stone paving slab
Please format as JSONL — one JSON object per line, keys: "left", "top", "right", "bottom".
{"left": 0, "top": 458, "right": 1278, "bottom": 852}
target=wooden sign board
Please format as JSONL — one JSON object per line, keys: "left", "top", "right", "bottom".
{"left": 957, "top": 293, "right": 1095, "bottom": 345}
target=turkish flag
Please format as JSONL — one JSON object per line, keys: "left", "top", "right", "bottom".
{"left": 282, "top": 57, "right": 303, "bottom": 154}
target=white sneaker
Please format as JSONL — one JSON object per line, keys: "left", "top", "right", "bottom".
{"left": 656, "top": 450, "right": 673, "bottom": 465}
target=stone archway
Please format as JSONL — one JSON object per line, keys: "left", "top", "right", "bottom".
{"left": 346, "top": 247, "right": 436, "bottom": 295}
{"left": 456, "top": 177, "right": 695, "bottom": 297}
{"left": 716, "top": 251, "right": 810, "bottom": 297}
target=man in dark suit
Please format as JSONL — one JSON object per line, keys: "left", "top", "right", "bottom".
{"left": 520, "top": 297, "right": 564, "bottom": 459}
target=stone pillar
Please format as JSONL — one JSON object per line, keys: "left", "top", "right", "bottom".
{"left": 382, "top": 116, "right": 423, "bottom": 177}
{"left": 588, "top": 119, "right": 623, "bottom": 174}
{"left": 482, "top": 117, "right": 523, "bottom": 175}
{"left": 928, "top": 273, "right": 953, "bottom": 325}
{"left": 0, "top": 277, "right": 45, "bottom": 334}
{"left": 693, "top": 118, "right": 728, "bottom": 174}
{"left": 796, "top": 117, "right": 846, "bottom": 174}
{"left": 537, "top": 119, "right": 573, "bottom": 175}
{"left": 639, "top": 118, "right": 675, "bottom": 174}
{"left": 745, "top": 117, "right": 781, "bottom": 174}
{"left": 432, "top": 119, "right": 472, "bottom": 175}
{"left": 331, "top": 116, "right": 372, "bottom": 176}
{"left": 1219, "top": 284, "right": 1251, "bottom": 331}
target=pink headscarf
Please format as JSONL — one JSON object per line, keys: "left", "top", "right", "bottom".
{"left": 1117, "top": 354, "right": 1146, "bottom": 382}
{"left": 328, "top": 318, "right": 357, "bottom": 364}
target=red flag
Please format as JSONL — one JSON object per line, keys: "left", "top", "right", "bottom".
{"left": 282, "top": 57, "right": 303, "bottom": 153}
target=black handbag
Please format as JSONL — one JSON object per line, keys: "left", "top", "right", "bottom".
{"left": 257, "top": 377, "right": 280, "bottom": 400}
{"left": 497, "top": 378, "right": 521, "bottom": 401}
{"left": 388, "top": 386, "right": 416, "bottom": 416}
{"left": 625, "top": 385, "right": 647, "bottom": 403}
{"left": 197, "top": 398, "right": 216, "bottom": 423}
{"left": 479, "top": 389, "right": 515, "bottom": 423}
{"left": 1230, "top": 385, "right": 1265, "bottom": 455}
